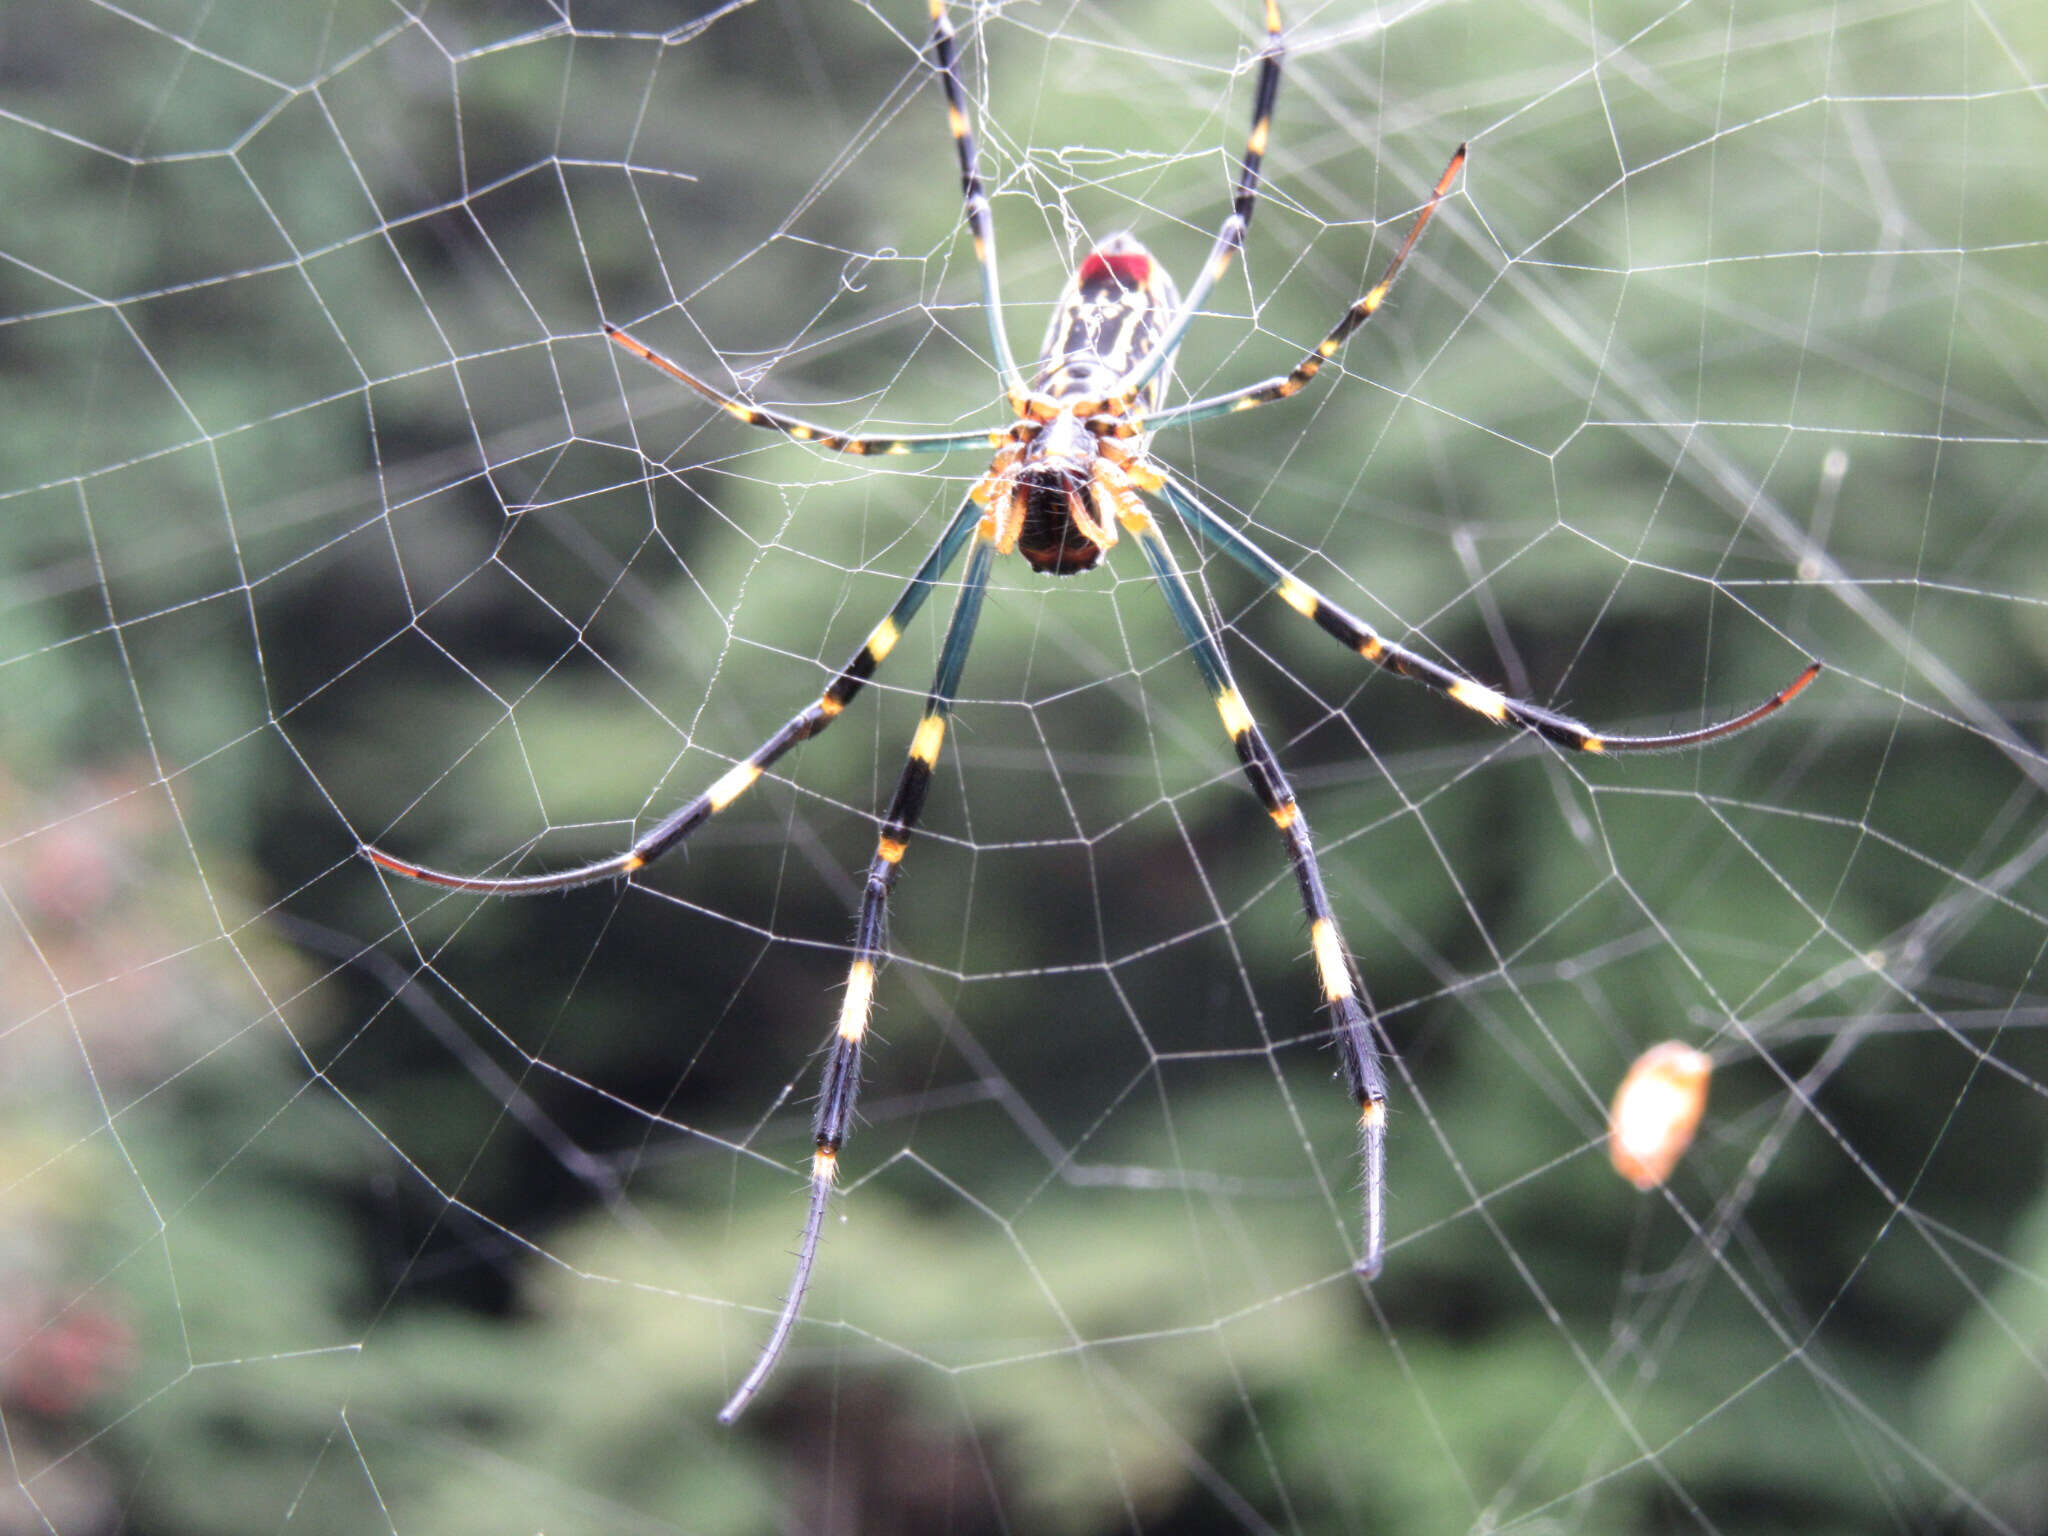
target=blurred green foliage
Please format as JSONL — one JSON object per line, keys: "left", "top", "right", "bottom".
{"left": 3, "top": 0, "right": 2046, "bottom": 1531}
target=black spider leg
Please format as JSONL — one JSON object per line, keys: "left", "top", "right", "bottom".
{"left": 1121, "top": 502, "right": 1390, "bottom": 1276}
{"left": 605, "top": 322, "right": 1006, "bottom": 457}
{"left": 598, "top": 0, "right": 1043, "bottom": 455}
{"left": 361, "top": 495, "right": 985, "bottom": 892}
{"left": 1131, "top": 143, "right": 1468, "bottom": 433}
{"left": 930, "top": 0, "right": 1028, "bottom": 399}
{"left": 718, "top": 526, "right": 998, "bottom": 1424}
{"left": 1156, "top": 471, "right": 1821, "bottom": 751}
{"left": 1116, "top": 0, "right": 1287, "bottom": 401}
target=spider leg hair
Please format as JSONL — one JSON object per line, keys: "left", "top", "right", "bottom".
{"left": 1115, "top": 0, "right": 1286, "bottom": 401}
{"left": 360, "top": 494, "right": 986, "bottom": 895}
{"left": 605, "top": 323, "right": 1003, "bottom": 457}
{"left": 1130, "top": 143, "right": 1468, "bottom": 435}
{"left": 1157, "top": 473, "right": 1820, "bottom": 753}
{"left": 718, "top": 527, "right": 998, "bottom": 1423}
{"left": 1122, "top": 500, "right": 1389, "bottom": 1277}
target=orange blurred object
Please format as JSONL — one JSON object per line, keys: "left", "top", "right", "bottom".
{"left": 1608, "top": 1042, "right": 1714, "bottom": 1190}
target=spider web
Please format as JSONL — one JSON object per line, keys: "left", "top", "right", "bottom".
{"left": 4, "top": 0, "right": 2046, "bottom": 1530}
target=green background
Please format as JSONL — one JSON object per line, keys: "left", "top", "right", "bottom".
{"left": 3, "top": 0, "right": 2045, "bottom": 1531}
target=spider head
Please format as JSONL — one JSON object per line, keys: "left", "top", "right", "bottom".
{"left": 1015, "top": 411, "right": 1112, "bottom": 574}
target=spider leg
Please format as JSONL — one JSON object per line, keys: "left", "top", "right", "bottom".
{"left": 1132, "top": 144, "right": 1467, "bottom": 435}
{"left": 719, "top": 526, "right": 998, "bottom": 1423}
{"left": 1115, "top": 0, "right": 1286, "bottom": 401}
{"left": 606, "top": 323, "right": 1006, "bottom": 457}
{"left": 360, "top": 495, "right": 985, "bottom": 894}
{"left": 930, "top": 0, "right": 1028, "bottom": 402}
{"left": 1122, "top": 501, "right": 1389, "bottom": 1278}
{"left": 1157, "top": 471, "right": 1821, "bottom": 751}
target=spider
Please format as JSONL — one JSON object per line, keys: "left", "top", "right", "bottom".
{"left": 363, "top": 0, "right": 1818, "bottom": 1422}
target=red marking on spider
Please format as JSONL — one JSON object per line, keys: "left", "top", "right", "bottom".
{"left": 1079, "top": 249, "right": 1153, "bottom": 289}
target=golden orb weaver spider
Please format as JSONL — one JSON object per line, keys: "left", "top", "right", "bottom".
{"left": 363, "top": 0, "right": 1819, "bottom": 1422}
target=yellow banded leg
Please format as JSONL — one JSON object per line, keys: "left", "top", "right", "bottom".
{"left": 717, "top": 534, "right": 996, "bottom": 1423}
{"left": 928, "top": 0, "right": 1027, "bottom": 398}
{"left": 1115, "top": 0, "right": 1288, "bottom": 401}
{"left": 1137, "top": 145, "right": 1468, "bottom": 433}
{"left": 1156, "top": 472, "right": 1820, "bottom": 753}
{"left": 1126, "top": 508, "right": 1391, "bottom": 1276}
{"left": 604, "top": 324, "right": 1000, "bottom": 456}
{"left": 362, "top": 497, "right": 986, "bottom": 897}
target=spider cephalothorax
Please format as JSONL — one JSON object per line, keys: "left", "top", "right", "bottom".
{"left": 364, "top": 0, "right": 1817, "bottom": 1423}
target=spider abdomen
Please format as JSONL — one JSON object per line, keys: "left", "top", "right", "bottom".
{"left": 1031, "top": 233, "right": 1180, "bottom": 411}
